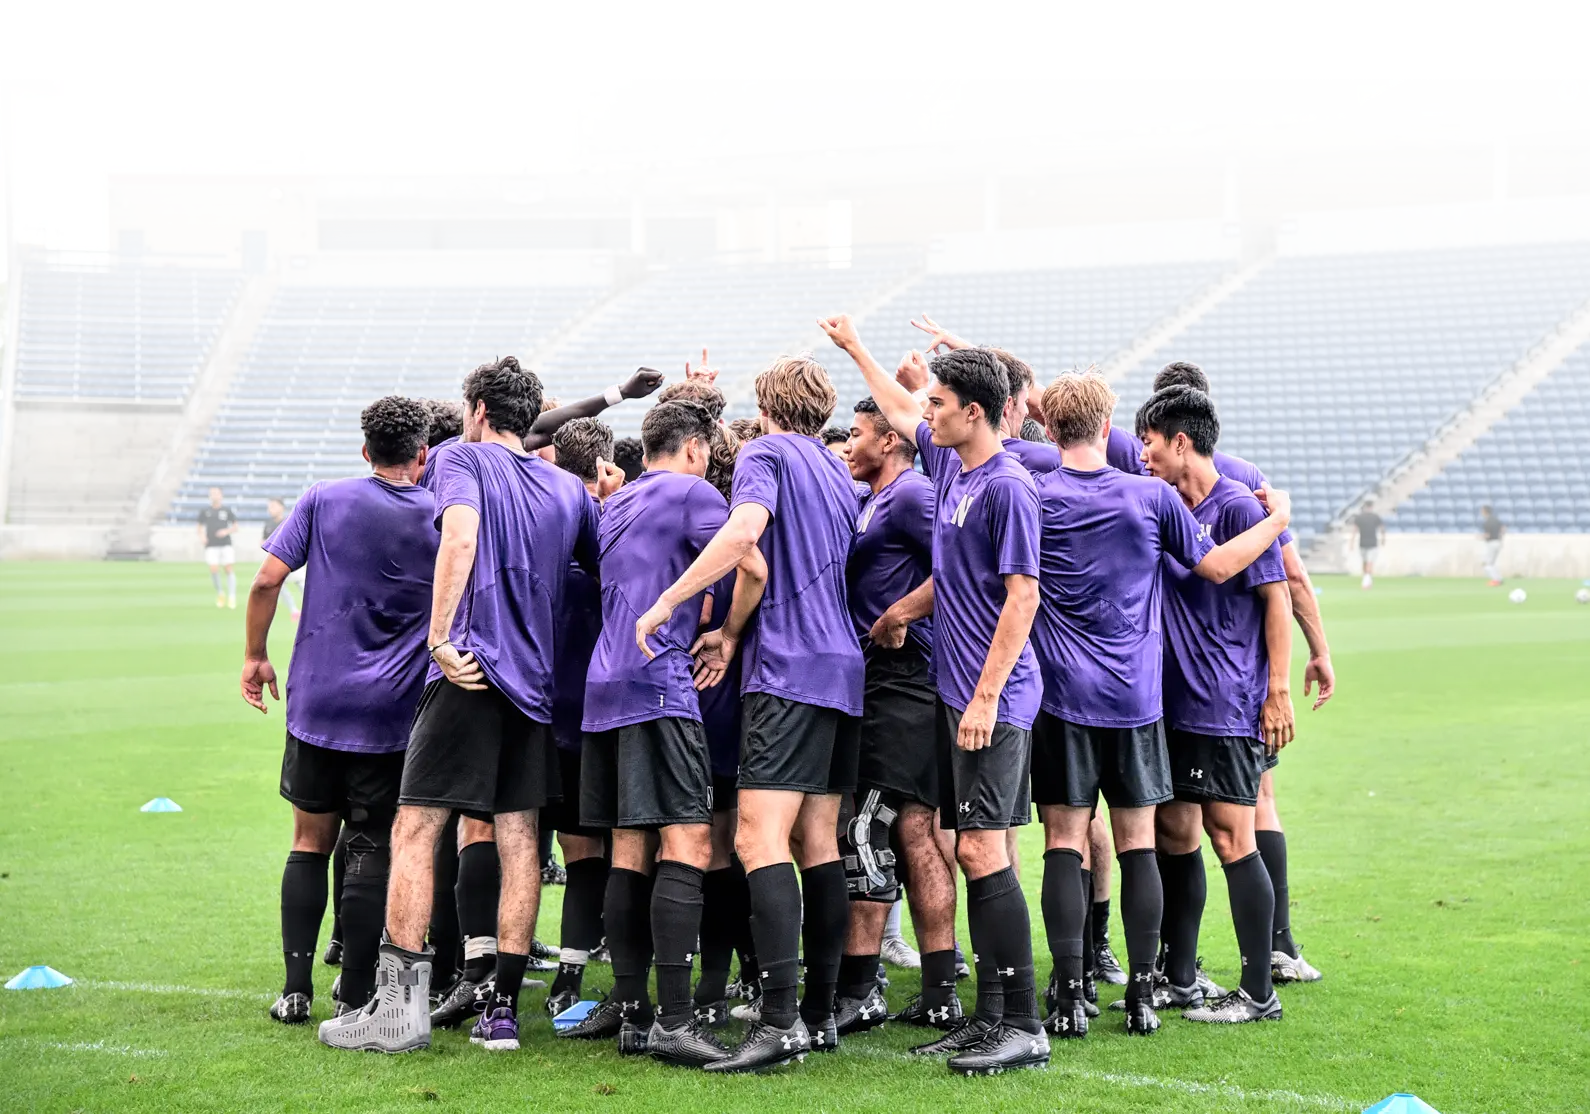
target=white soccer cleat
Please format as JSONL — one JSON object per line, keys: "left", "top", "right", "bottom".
{"left": 318, "top": 941, "right": 432, "bottom": 1053}
{"left": 881, "top": 935, "right": 922, "bottom": 969}
{"left": 1360, "top": 574, "right": 1372, "bottom": 589}
{"left": 1271, "top": 949, "right": 1322, "bottom": 983}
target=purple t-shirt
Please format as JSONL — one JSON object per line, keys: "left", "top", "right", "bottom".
{"left": 916, "top": 422, "right": 1043, "bottom": 729}
{"left": 729, "top": 434, "right": 865, "bottom": 715}
{"left": 551, "top": 557, "right": 602, "bottom": 751}
{"left": 1106, "top": 426, "right": 1147, "bottom": 475}
{"left": 1031, "top": 467, "right": 1214, "bottom": 728}
{"left": 1003, "top": 436, "right": 1061, "bottom": 476}
{"left": 583, "top": 470, "right": 729, "bottom": 730}
{"left": 1161, "top": 476, "right": 1287, "bottom": 738}
{"left": 428, "top": 442, "right": 599, "bottom": 722}
{"left": 699, "top": 572, "right": 743, "bottom": 778}
{"left": 261, "top": 476, "right": 439, "bottom": 753}
{"left": 1211, "top": 451, "right": 1295, "bottom": 549}
{"left": 420, "top": 435, "right": 461, "bottom": 491}
{"left": 848, "top": 469, "right": 935, "bottom": 656}
{"left": 1109, "top": 427, "right": 1294, "bottom": 547}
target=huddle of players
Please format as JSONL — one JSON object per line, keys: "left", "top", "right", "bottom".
{"left": 241, "top": 310, "right": 1332, "bottom": 1076}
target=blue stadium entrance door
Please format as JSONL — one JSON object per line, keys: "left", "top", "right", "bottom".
{"left": 241, "top": 228, "right": 267, "bottom": 274}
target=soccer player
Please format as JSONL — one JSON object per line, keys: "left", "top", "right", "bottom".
{"left": 612, "top": 437, "right": 645, "bottom": 483}
{"left": 836, "top": 396, "right": 962, "bottom": 1036}
{"left": 240, "top": 397, "right": 438, "bottom": 1025}
{"left": 1353, "top": 500, "right": 1386, "bottom": 589}
{"left": 821, "top": 425, "right": 852, "bottom": 458}
{"left": 319, "top": 356, "right": 599, "bottom": 1054}
{"left": 262, "top": 498, "right": 302, "bottom": 622}
{"left": 821, "top": 315, "right": 1050, "bottom": 1076}
{"left": 727, "top": 416, "right": 764, "bottom": 443}
{"left": 1481, "top": 504, "right": 1505, "bottom": 585}
{"left": 1136, "top": 385, "right": 1295, "bottom": 1024}
{"left": 197, "top": 487, "right": 238, "bottom": 609}
{"left": 1027, "top": 373, "right": 1292, "bottom": 1038}
{"left": 636, "top": 356, "right": 864, "bottom": 1072}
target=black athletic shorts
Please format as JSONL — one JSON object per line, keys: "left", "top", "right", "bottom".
{"left": 400, "top": 680, "right": 557, "bottom": 821}
{"left": 280, "top": 734, "right": 404, "bottom": 822}
{"left": 1167, "top": 728, "right": 1268, "bottom": 806}
{"left": 542, "top": 745, "right": 606, "bottom": 837}
{"left": 857, "top": 646, "right": 938, "bottom": 807}
{"left": 1262, "top": 750, "right": 1280, "bottom": 773}
{"left": 711, "top": 774, "right": 739, "bottom": 813}
{"left": 1030, "top": 712, "right": 1172, "bottom": 810}
{"left": 581, "top": 717, "right": 713, "bottom": 829}
{"left": 935, "top": 699, "right": 1032, "bottom": 831}
{"left": 738, "top": 692, "right": 861, "bottom": 795}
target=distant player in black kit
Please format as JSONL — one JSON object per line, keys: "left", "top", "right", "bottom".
{"left": 198, "top": 487, "right": 238, "bottom": 609}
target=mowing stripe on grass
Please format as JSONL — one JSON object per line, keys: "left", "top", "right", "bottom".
{"left": 78, "top": 979, "right": 268, "bottom": 1000}
{"left": 13, "top": 1039, "right": 168, "bottom": 1058}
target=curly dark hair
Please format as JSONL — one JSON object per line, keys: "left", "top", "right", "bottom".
{"left": 1153, "top": 360, "right": 1210, "bottom": 394}
{"left": 707, "top": 423, "right": 740, "bottom": 499}
{"left": 422, "top": 398, "right": 465, "bottom": 447}
{"left": 642, "top": 400, "right": 718, "bottom": 462}
{"left": 1135, "top": 385, "right": 1220, "bottom": 456}
{"left": 728, "top": 416, "right": 763, "bottom": 442}
{"left": 361, "top": 395, "right": 431, "bottom": 466}
{"left": 657, "top": 379, "right": 727, "bottom": 422}
{"left": 819, "top": 424, "right": 851, "bottom": 447}
{"left": 552, "top": 417, "right": 614, "bottom": 484}
{"left": 611, "top": 437, "right": 645, "bottom": 483}
{"left": 461, "top": 355, "right": 542, "bottom": 439}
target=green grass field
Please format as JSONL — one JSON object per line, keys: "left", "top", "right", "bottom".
{"left": 2, "top": 563, "right": 1587, "bottom": 1113}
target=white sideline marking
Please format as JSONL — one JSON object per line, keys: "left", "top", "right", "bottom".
{"left": 79, "top": 979, "right": 266, "bottom": 1000}
{"left": 17, "top": 1038, "right": 168, "bottom": 1058}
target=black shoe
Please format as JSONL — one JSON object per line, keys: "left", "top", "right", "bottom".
{"left": 430, "top": 976, "right": 491, "bottom": 1029}
{"left": 544, "top": 987, "right": 579, "bottom": 1018}
{"left": 1042, "top": 999, "right": 1088, "bottom": 1039}
{"left": 590, "top": 940, "right": 611, "bottom": 965}
{"left": 834, "top": 985, "right": 889, "bottom": 1035}
{"left": 947, "top": 1024, "right": 1050, "bottom": 1075}
{"left": 1124, "top": 998, "right": 1161, "bottom": 1035}
{"left": 321, "top": 939, "right": 343, "bottom": 967}
{"left": 1083, "top": 967, "right": 1098, "bottom": 1004}
{"left": 893, "top": 992, "right": 964, "bottom": 1030}
{"left": 329, "top": 973, "right": 342, "bottom": 1005}
{"left": 557, "top": 996, "right": 626, "bottom": 1040}
{"left": 1084, "top": 998, "right": 1100, "bottom": 1018}
{"left": 648, "top": 1018, "right": 732, "bottom": 1068}
{"left": 541, "top": 860, "right": 567, "bottom": 887}
{"left": 618, "top": 1018, "right": 651, "bottom": 1055}
{"left": 693, "top": 998, "right": 731, "bottom": 1028}
{"left": 269, "top": 992, "right": 312, "bottom": 1024}
{"left": 805, "top": 1014, "right": 839, "bottom": 1052}
{"left": 530, "top": 938, "right": 559, "bottom": 962}
{"left": 702, "top": 1019, "right": 811, "bottom": 1073}
{"left": 1092, "top": 941, "right": 1127, "bottom": 986}
{"left": 909, "top": 1016, "right": 994, "bottom": 1055}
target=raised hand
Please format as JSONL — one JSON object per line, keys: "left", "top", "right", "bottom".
{"left": 909, "top": 313, "right": 969, "bottom": 353}
{"left": 817, "top": 314, "right": 861, "bottom": 352}
{"left": 596, "top": 458, "right": 625, "bottom": 501}
{"left": 621, "top": 367, "right": 666, "bottom": 399}
{"left": 685, "top": 348, "right": 719, "bottom": 384}
{"left": 895, "top": 349, "right": 931, "bottom": 392}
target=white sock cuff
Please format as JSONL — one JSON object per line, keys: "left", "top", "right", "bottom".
{"left": 463, "top": 935, "right": 498, "bottom": 961}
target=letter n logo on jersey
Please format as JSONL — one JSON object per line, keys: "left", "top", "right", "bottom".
{"left": 949, "top": 494, "right": 974, "bottom": 528}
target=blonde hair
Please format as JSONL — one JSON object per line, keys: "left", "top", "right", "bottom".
{"left": 754, "top": 354, "right": 836, "bottom": 436}
{"left": 1040, "top": 368, "right": 1117, "bottom": 449}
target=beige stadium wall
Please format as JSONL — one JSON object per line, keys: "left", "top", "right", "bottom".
{"left": 109, "top": 176, "right": 320, "bottom": 260}
{"left": 1309, "top": 530, "right": 1590, "bottom": 579}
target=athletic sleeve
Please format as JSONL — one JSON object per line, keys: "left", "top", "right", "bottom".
{"left": 260, "top": 485, "right": 315, "bottom": 571}
{"left": 1155, "top": 482, "right": 1215, "bottom": 570}
{"left": 898, "top": 477, "right": 936, "bottom": 560}
{"left": 573, "top": 492, "right": 601, "bottom": 577}
{"left": 915, "top": 420, "right": 953, "bottom": 480}
{"left": 686, "top": 480, "right": 730, "bottom": 550}
{"left": 988, "top": 475, "right": 1041, "bottom": 579}
{"left": 430, "top": 446, "right": 483, "bottom": 530}
{"left": 1013, "top": 440, "right": 1061, "bottom": 475}
{"left": 1107, "top": 426, "right": 1147, "bottom": 476}
{"left": 1216, "top": 452, "right": 1295, "bottom": 549}
{"left": 728, "top": 440, "right": 779, "bottom": 518}
{"left": 1222, "top": 494, "right": 1286, "bottom": 590}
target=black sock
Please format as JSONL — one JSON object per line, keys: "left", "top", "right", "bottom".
{"left": 920, "top": 949, "right": 958, "bottom": 1013}
{"left": 1079, "top": 866, "right": 1095, "bottom": 963}
{"left": 798, "top": 861, "right": 848, "bottom": 1024}
{"left": 746, "top": 862, "right": 802, "bottom": 1028}
{"left": 281, "top": 850, "right": 329, "bottom": 997}
{"left": 838, "top": 952, "right": 880, "bottom": 1000}
{"left": 694, "top": 867, "right": 738, "bottom": 1005}
{"left": 338, "top": 825, "right": 390, "bottom": 1009}
{"left": 651, "top": 861, "right": 705, "bottom": 1027}
{"left": 729, "top": 856, "right": 757, "bottom": 981}
{"left": 1159, "top": 848, "right": 1206, "bottom": 988}
{"left": 538, "top": 825, "right": 555, "bottom": 868}
{"left": 456, "top": 841, "right": 501, "bottom": 982}
{"left": 551, "top": 856, "right": 608, "bottom": 996}
{"left": 491, "top": 951, "right": 529, "bottom": 1016}
{"left": 426, "top": 815, "right": 461, "bottom": 986}
{"left": 330, "top": 829, "right": 348, "bottom": 941}
{"left": 969, "top": 866, "right": 1039, "bottom": 1031}
{"left": 1040, "top": 849, "right": 1086, "bottom": 1003}
{"left": 1116, "top": 848, "right": 1162, "bottom": 1003}
{"left": 605, "top": 867, "right": 655, "bottom": 1017}
{"left": 1092, "top": 899, "right": 1111, "bottom": 951}
{"left": 1224, "top": 851, "right": 1276, "bottom": 1001}
{"left": 1256, "top": 830, "right": 1295, "bottom": 957}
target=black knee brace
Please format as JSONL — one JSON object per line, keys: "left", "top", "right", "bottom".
{"left": 842, "top": 789, "right": 899, "bottom": 903}
{"left": 343, "top": 813, "right": 393, "bottom": 885}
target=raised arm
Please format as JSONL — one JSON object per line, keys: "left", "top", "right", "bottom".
{"left": 428, "top": 505, "right": 487, "bottom": 690}
{"left": 1194, "top": 485, "right": 1292, "bottom": 583}
{"left": 958, "top": 573, "right": 1039, "bottom": 751}
{"left": 1281, "top": 542, "right": 1333, "bottom": 710}
{"left": 241, "top": 555, "right": 290, "bottom": 712}
{"left": 636, "top": 503, "right": 771, "bottom": 658}
{"left": 1258, "top": 580, "right": 1295, "bottom": 755}
{"left": 818, "top": 314, "right": 922, "bottom": 445}
{"left": 523, "top": 367, "right": 665, "bottom": 450}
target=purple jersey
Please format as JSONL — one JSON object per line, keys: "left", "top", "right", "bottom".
{"left": 1002, "top": 436, "right": 1061, "bottom": 476}
{"left": 916, "top": 422, "right": 1043, "bottom": 729}
{"left": 729, "top": 434, "right": 865, "bottom": 715}
{"left": 698, "top": 572, "right": 743, "bottom": 778}
{"left": 1211, "top": 451, "right": 1295, "bottom": 549}
{"left": 1031, "top": 467, "right": 1214, "bottom": 728}
{"left": 419, "top": 435, "right": 461, "bottom": 491}
{"left": 261, "top": 477, "right": 438, "bottom": 753}
{"left": 1109, "top": 426, "right": 1294, "bottom": 547}
{"left": 583, "top": 470, "right": 729, "bottom": 730}
{"left": 428, "top": 442, "right": 599, "bottom": 722}
{"left": 551, "top": 557, "right": 602, "bottom": 751}
{"left": 848, "top": 469, "right": 935, "bottom": 656}
{"left": 1161, "top": 476, "right": 1286, "bottom": 738}
{"left": 1107, "top": 425, "right": 1146, "bottom": 475}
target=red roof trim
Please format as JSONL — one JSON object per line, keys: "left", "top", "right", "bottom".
{"left": 108, "top": 172, "right": 316, "bottom": 183}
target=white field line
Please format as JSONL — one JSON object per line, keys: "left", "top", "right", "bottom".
{"left": 77, "top": 979, "right": 266, "bottom": 1000}
{"left": 13, "top": 1038, "right": 168, "bottom": 1058}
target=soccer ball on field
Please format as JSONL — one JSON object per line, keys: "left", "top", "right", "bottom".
{"left": 1508, "top": 588, "right": 1527, "bottom": 604}
{"left": 1575, "top": 588, "right": 1590, "bottom": 604}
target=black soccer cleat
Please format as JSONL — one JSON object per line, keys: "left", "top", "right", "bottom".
{"left": 541, "top": 860, "right": 567, "bottom": 887}
{"left": 1123, "top": 997, "right": 1161, "bottom": 1035}
{"left": 321, "top": 939, "right": 343, "bottom": 967}
{"left": 893, "top": 991, "right": 964, "bottom": 1030}
{"left": 806, "top": 1014, "right": 840, "bottom": 1053}
{"left": 1083, "top": 967, "right": 1098, "bottom": 1004}
{"left": 557, "top": 996, "right": 626, "bottom": 1040}
{"left": 1182, "top": 987, "right": 1283, "bottom": 1024}
{"left": 329, "top": 974, "right": 342, "bottom": 1005}
{"left": 530, "top": 938, "right": 560, "bottom": 962}
{"left": 946, "top": 1024, "right": 1050, "bottom": 1075}
{"left": 1091, "top": 942, "right": 1127, "bottom": 986}
{"left": 647, "top": 1018, "right": 732, "bottom": 1068}
{"left": 269, "top": 992, "right": 312, "bottom": 1024}
{"left": 430, "top": 976, "right": 491, "bottom": 1029}
{"left": 702, "top": 1019, "right": 811, "bottom": 1073}
{"left": 544, "top": 987, "right": 579, "bottom": 1018}
{"left": 1042, "top": 999, "right": 1089, "bottom": 1039}
{"left": 834, "top": 985, "right": 889, "bottom": 1035}
{"left": 909, "top": 1015, "right": 994, "bottom": 1056}
{"left": 618, "top": 1018, "right": 652, "bottom": 1055}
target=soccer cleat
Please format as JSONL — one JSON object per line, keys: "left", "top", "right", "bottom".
{"left": 617, "top": 1019, "right": 651, "bottom": 1055}
{"left": 946, "top": 1024, "right": 1050, "bottom": 1075}
{"left": 877, "top": 962, "right": 890, "bottom": 989}
{"left": 1182, "top": 987, "right": 1283, "bottom": 1024}
{"left": 330, "top": 999, "right": 358, "bottom": 1018}
{"left": 1272, "top": 949, "right": 1323, "bottom": 983}
{"left": 1082, "top": 967, "right": 1098, "bottom": 1004}
{"left": 881, "top": 935, "right": 921, "bottom": 969}
{"left": 1109, "top": 975, "right": 1205, "bottom": 1011}
{"left": 692, "top": 998, "right": 730, "bottom": 1028}
{"left": 1092, "top": 942, "right": 1126, "bottom": 986}
{"left": 1124, "top": 999, "right": 1161, "bottom": 1035}
{"left": 470, "top": 1007, "right": 520, "bottom": 1051}
{"left": 541, "top": 860, "right": 567, "bottom": 887}
{"left": 269, "top": 991, "right": 312, "bottom": 1024}
{"left": 216, "top": 593, "right": 226, "bottom": 609}
{"left": 330, "top": 974, "right": 342, "bottom": 1004}
{"left": 317, "top": 941, "right": 432, "bottom": 1053}
{"left": 648, "top": 1018, "right": 732, "bottom": 1068}
{"left": 953, "top": 944, "right": 971, "bottom": 979}
{"left": 892, "top": 992, "right": 964, "bottom": 1030}
{"left": 322, "top": 938, "right": 343, "bottom": 966}
{"left": 1042, "top": 999, "right": 1089, "bottom": 1039}
{"left": 834, "top": 985, "right": 890, "bottom": 1035}
{"left": 544, "top": 987, "right": 579, "bottom": 1018}
{"left": 228, "top": 597, "right": 237, "bottom": 610}
{"left": 729, "top": 985, "right": 763, "bottom": 1022}
{"left": 910, "top": 1015, "right": 994, "bottom": 1055}
{"left": 806, "top": 1014, "right": 840, "bottom": 1052}
{"left": 702, "top": 1018, "right": 811, "bottom": 1073}
{"left": 1193, "top": 961, "right": 1228, "bottom": 999}
{"left": 557, "top": 996, "right": 626, "bottom": 1040}
{"left": 589, "top": 941, "right": 611, "bottom": 965}
{"left": 430, "top": 976, "right": 492, "bottom": 1029}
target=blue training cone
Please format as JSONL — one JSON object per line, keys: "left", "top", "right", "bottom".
{"left": 1364, "top": 1096, "right": 1442, "bottom": 1114}
{"left": 6, "top": 965, "right": 74, "bottom": 990}
{"left": 140, "top": 797, "right": 182, "bottom": 813}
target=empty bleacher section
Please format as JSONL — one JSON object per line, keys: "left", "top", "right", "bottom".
{"left": 542, "top": 251, "right": 921, "bottom": 434}
{"left": 1111, "top": 243, "right": 1590, "bottom": 545}
{"left": 168, "top": 285, "right": 604, "bottom": 521}
{"left": 1393, "top": 339, "right": 1590, "bottom": 532}
{"left": 15, "top": 255, "right": 242, "bottom": 403}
